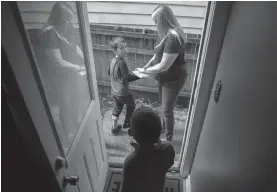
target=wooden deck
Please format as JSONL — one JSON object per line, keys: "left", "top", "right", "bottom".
{"left": 103, "top": 109, "right": 187, "bottom": 167}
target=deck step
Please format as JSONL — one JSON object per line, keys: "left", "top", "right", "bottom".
{"left": 103, "top": 109, "right": 187, "bottom": 163}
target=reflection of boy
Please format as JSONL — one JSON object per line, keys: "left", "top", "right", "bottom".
{"left": 121, "top": 107, "right": 175, "bottom": 192}
{"left": 108, "top": 37, "right": 140, "bottom": 134}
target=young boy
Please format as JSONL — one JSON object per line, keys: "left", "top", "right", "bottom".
{"left": 121, "top": 107, "right": 175, "bottom": 192}
{"left": 108, "top": 37, "right": 140, "bottom": 134}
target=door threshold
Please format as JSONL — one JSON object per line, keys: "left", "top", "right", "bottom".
{"left": 108, "top": 156, "right": 180, "bottom": 173}
{"left": 108, "top": 167, "right": 183, "bottom": 180}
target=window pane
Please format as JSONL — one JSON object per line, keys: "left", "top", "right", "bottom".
{"left": 18, "top": 2, "right": 93, "bottom": 154}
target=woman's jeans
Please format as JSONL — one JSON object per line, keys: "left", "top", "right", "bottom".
{"left": 159, "top": 74, "right": 187, "bottom": 141}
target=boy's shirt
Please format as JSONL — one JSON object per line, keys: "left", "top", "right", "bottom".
{"left": 121, "top": 141, "right": 175, "bottom": 192}
{"left": 108, "top": 56, "right": 139, "bottom": 97}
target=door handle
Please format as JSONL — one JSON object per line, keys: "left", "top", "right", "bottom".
{"left": 63, "top": 173, "right": 79, "bottom": 188}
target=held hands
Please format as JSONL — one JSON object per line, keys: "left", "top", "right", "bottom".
{"left": 132, "top": 68, "right": 151, "bottom": 79}
{"left": 135, "top": 67, "right": 146, "bottom": 73}
{"left": 72, "top": 65, "right": 86, "bottom": 76}
{"left": 74, "top": 65, "right": 85, "bottom": 71}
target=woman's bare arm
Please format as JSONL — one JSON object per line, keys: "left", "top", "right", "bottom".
{"left": 143, "top": 53, "right": 178, "bottom": 74}
{"left": 55, "top": 31, "right": 84, "bottom": 61}
{"left": 76, "top": 45, "right": 84, "bottom": 60}
{"left": 46, "top": 49, "right": 83, "bottom": 71}
{"left": 142, "top": 54, "right": 157, "bottom": 69}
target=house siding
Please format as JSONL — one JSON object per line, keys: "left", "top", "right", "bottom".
{"left": 18, "top": 1, "right": 207, "bottom": 34}
{"left": 18, "top": 1, "right": 207, "bottom": 99}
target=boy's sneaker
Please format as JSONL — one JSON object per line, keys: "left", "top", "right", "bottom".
{"left": 111, "top": 125, "right": 122, "bottom": 135}
{"left": 123, "top": 122, "right": 131, "bottom": 129}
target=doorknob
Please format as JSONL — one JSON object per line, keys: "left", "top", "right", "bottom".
{"left": 63, "top": 173, "right": 79, "bottom": 188}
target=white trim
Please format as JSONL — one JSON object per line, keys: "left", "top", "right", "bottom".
{"left": 178, "top": 1, "right": 212, "bottom": 167}
{"left": 179, "top": 2, "right": 233, "bottom": 177}
{"left": 78, "top": 3, "right": 109, "bottom": 191}
{"left": 186, "top": 175, "right": 191, "bottom": 192}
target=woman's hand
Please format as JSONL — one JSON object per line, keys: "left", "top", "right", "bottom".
{"left": 72, "top": 65, "right": 85, "bottom": 71}
{"left": 135, "top": 68, "right": 146, "bottom": 73}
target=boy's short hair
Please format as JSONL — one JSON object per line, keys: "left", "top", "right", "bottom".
{"left": 110, "top": 37, "right": 126, "bottom": 52}
{"left": 130, "top": 107, "right": 162, "bottom": 145}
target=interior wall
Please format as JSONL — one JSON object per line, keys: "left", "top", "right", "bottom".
{"left": 190, "top": 2, "right": 277, "bottom": 192}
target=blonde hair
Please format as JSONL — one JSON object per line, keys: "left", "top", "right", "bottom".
{"left": 152, "top": 5, "right": 187, "bottom": 49}
{"left": 47, "top": 2, "right": 74, "bottom": 28}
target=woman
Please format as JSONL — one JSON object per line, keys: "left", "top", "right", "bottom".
{"left": 39, "top": 2, "right": 86, "bottom": 145}
{"left": 136, "top": 5, "right": 187, "bottom": 142}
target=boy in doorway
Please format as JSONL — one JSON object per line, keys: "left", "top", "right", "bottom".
{"left": 108, "top": 37, "right": 140, "bottom": 135}
{"left": 121, "top": 107, "right": 175, "bottom": 192}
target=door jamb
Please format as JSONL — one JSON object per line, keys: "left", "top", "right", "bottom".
{"left": 178, "top": 1, "right": 212, "bottom": 167}
{"left": 179, "top": 2, "right": 233, "bottom": 177}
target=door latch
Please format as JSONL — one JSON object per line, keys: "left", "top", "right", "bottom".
{"left": 214, "top": 80, "right": 222, "bottom": 103}
{"left": 55, "top": 156, "right": 68, "bottom": 171}
{"left": 63, "top": 173, "right": 79, "bottom": 188}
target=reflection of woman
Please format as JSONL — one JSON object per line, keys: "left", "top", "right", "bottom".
{"left": 136, "top": 5, "right": 187, "bottom": 142}
{"left": 39, "top": 2, "right": 85, "bottom": 142}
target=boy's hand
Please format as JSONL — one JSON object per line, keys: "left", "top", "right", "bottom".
{"left": 130, "top": 140, "right": 139, "bottom": 149}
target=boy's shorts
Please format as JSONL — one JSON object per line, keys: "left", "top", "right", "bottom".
{"left": 112, "top": 93, "right": 135, "bottom": 117}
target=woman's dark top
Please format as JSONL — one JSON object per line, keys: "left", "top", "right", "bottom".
{"left": 154, "top": 29, "right": 187, "bottom": 83}
{"left": 38, "top": 25, "right": 81, "bottom": 101}
{"left": 40, "top": 25, "right": 82, "bottom": 66}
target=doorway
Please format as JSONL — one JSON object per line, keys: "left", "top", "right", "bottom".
{"left": 11, "top": 0, "right": 216, "bottom": 176}
{"left": 86, "top": 1, "right": 210, "bottom": 169}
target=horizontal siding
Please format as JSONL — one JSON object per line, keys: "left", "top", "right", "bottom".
{"left": 20, "top": 12, "right": 203, "bottom": 28}
{"left": 18, "top": 1, "right": 207, "bottom": 34}
{"left": 86, "top": 2, "right": 206, "bottom": 18}
{"left": 87, "top": 14, "right": 204, "bottom": 28}
{"left": 18, "top": 2, "right": 76, "bottom": 12}
{"left": 114, "top": 1, "right": 208, "bottom": 7}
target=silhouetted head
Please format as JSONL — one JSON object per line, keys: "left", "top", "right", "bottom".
{"left": 130, "top": 107, "right": 162, "bottom": 146}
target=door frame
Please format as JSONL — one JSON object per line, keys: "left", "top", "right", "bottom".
{"left": 179, "top": 2, "right": 233, "bottom": 177}
{"left": 2, "top": 1, "right": 108, "bottom": 190}
{"left": 2, "top": 1, "right": 64, "bottom": 189}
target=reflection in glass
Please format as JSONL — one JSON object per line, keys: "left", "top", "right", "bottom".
{"left": 19, "top": 2, "right": 93, "bottom": 154}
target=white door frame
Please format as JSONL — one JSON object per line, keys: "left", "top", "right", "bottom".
{"left": 179, "top": 2, "right": 233, "bottom": 177}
